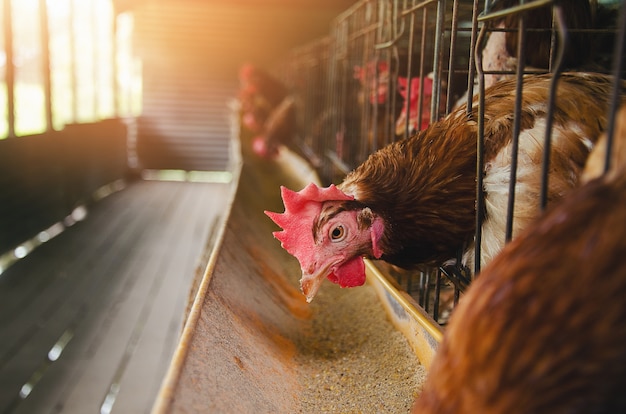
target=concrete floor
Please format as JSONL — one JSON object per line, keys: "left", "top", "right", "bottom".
{"left": 0, "top": 179, "right": 231, "bottom": 414}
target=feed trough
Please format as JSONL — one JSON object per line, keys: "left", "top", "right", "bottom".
{"left": 151, "top": 129, "right": 442, "bottom": 413}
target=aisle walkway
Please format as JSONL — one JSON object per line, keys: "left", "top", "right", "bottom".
{"left": 0, "top": 178, "right": 231, "bottom": 414}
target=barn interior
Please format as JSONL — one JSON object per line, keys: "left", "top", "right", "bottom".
{"left": 0, "top": 0, "right": 625, "bottom": 413}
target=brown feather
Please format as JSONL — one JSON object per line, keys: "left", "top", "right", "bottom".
{"left": 411, "top": 107, "right": 626, "bottom": 413}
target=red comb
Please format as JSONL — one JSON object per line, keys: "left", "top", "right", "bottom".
{"left": 252, "top": 136, "right": 279, "bottom": 159}
{"left": 265, "top": 183, "right": 353, "bottom": 268}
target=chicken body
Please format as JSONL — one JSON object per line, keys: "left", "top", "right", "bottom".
{"left": 267, "top": 72, "right": 625, "bottom": 301}
{"left": 481, "top": 0, "right": 592, "bottom": 88}
{"left": 454, "top": 0, "right": 594, "bottom": 108}
{"left": 238, "top": 64, "right": 289, "bottom": 133}
{"left": 395, "top": 75, "right": 434, "bottom": 136}
{"left": 252, "top": 95, "right": 322, "bottom": 167}
{"left": 238, "top": 64, "right": 319, "bottom": 164}
{"left": 251, "top": 95, "right": 297, "bottom": 159}
{"left": 353, "top": 59, "right": 403, "bottom": 152}
{"left": 411, "top": 106, "right": 626, "bottom": 414}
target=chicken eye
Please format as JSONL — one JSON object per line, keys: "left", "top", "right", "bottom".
{"left": 330, "top": 225, "right": 346, "bottom": 242}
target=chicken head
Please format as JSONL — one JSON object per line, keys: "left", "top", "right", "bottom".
{"left": 265, "top": 183, "right": 385, "bottom": 302}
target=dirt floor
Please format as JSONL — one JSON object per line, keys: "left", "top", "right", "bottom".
{"left": 160, "top": 147, "right": 426, "bottom": 413}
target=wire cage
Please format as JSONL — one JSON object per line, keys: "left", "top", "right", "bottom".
{"left": 279, "top": 0, "right": 625, "bottom": 324}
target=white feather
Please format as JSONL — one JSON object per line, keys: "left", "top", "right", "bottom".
{"left": 463, "top": 116, "right": 596, "bottom": 270}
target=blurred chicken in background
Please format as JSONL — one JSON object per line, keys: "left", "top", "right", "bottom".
{"left": 238, "top": 63, "right": 289, "bottom": 133}
{"left": 481, "top": 0, "right": 593, "bottom": 88}
{"left": 353, "top": 60, "right": 392, "bottom": 107}
{"left": 238, "top": 64, "right": 320, "bottom": 166}
{"left": 353, "top": 59, "right": 401, "bottom": 151}
{"left": 395, "top": 75, "right": 434, "bottom": 136}
{"left": 250, "top": 95, "right": 297, "bottom": 159}
{"left": 454, "top": 0, "right": 608, "bottom": 109}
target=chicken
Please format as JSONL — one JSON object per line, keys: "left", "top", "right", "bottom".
{"left": 353, "top": 60, "right": 392, "bottom": 107}
{"left": 238, "top": 64, "right": 289, "bottom": 133}
{"left": 252, "top": 95, "right": 321, "bottom": 167}
{"left": 265, "top": 72, "right": 626, "bottom": 302}
{"left": 481, "top": 0, "right": 592, "bottom": 88}
{"left": 395, "top": 75, "right": 434, "bottom": 136}
{"left": 454, "top": 0, "right": 593, "bottom": 108}
{"left": 411, "top": 105, "right": 626, "bottom": 414}
{"left": 237, "top": 64, "right": 319, "bottom": 165}
{"left": 250, "top": 95, "right": 297, "bottom": 159}
{"left": 395, "top": 73, "right": 446, "bottom": 136}
{"left": 353, "top": 59, "right": 401, "bottom": 151}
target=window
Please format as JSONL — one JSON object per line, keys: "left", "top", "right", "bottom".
{"left": 48, "top": 0, "right": 73, "bottom": 130}
{"left": 0, "top": 1, "right": 7, "bottom": 137}
{"left": 11, "top": 0, "right": 46, "bottom": 136}
{"left": 116, "top": 11, "right": 142, "bottom": 117}
{"left": 0, "top": 0, "right": 141, "bottom": 139}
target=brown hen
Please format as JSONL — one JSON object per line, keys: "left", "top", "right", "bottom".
{"left": 411, "top": 105, "right": 626, "bottom": 414}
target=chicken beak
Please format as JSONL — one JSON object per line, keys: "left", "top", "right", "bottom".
{"left": 300, "top": 262, "right": 332, "bottom": 303}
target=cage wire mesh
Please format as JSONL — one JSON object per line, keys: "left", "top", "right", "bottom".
{"left": 278, "top": 0, "right": 625, "bottom": 325}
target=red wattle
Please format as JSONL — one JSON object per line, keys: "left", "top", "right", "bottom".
{"left": 327, "top": 256, "right": 366, "bottom": 288}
